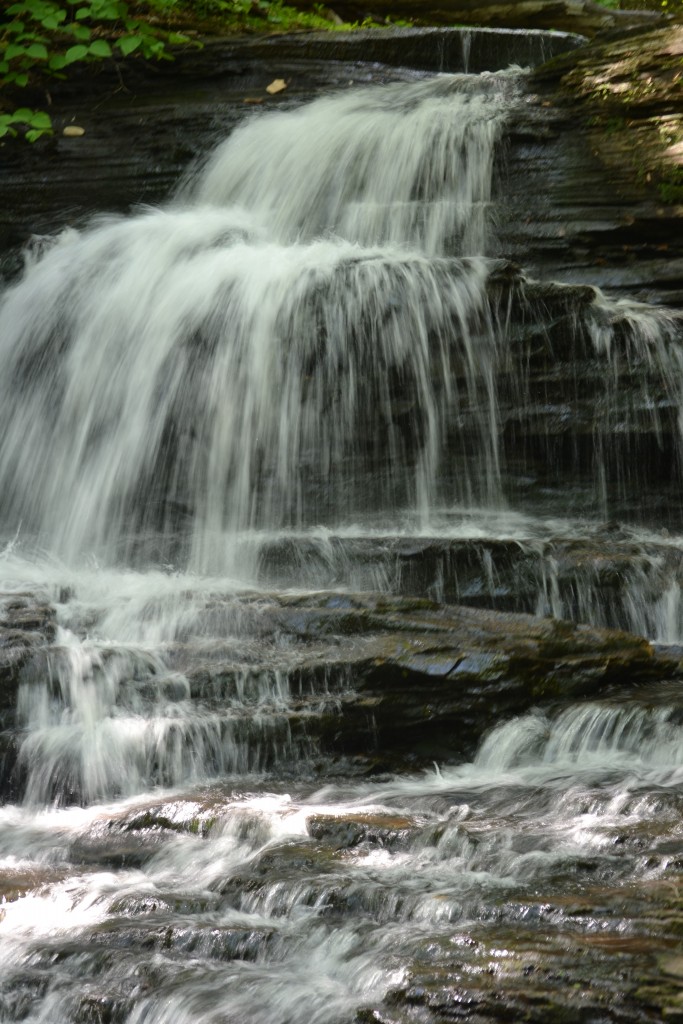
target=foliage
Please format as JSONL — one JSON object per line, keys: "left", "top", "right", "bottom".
{"left": 0, "top": 0, "right": 360, "bottom": 141}
{"left": 175, "top": 0, "right": 344, "bottom": 31}
{"left": 0, "top": 0, "right": 190, "bottom": 140}
{"left": 0, "top": 104, "right": 51, "bottom": 140}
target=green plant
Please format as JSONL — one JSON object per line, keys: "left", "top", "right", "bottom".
{"left": 0, "top": 0, "right": 190, "bottom": 140}
{"left": 0, "top": 0, "right": 369, "bottom": 142}
{"left": 0, "top": 104, "right": 52, "bottom": 139}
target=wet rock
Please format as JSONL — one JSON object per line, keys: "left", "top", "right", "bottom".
{"left": 69, "top": 833, "right": 169, "bottom": 869}
{"left": 220, "top": 25, "right": 584, "bottom": 72}
{"left": 660, "top": 955, "right": 683, "bottom": 980}
{"left": 256, "top": 528, "right": 683, "bottom": 636}
{"left": 0, "top": 593, "right": 56, "bottom": 725}
{"left": 372, "top": 905, "right": 683, "bottom": 1024}
{"left": 108, "top": 891, "right": 221, "bottom": 916}
{"left": 0, "top": 866, "right": 69, "bottom": 905}
{"left": 84, "top": 918, "right": 272, "bottom": 961}
{"left": 500, "top": 25, "right": 683, "bottom": 305}
{"left": 163, "top": 590, "right": 682, "bottom": 764}
{"left": 122, "top": 807, "right": 216, "bottom": 837}
{"left": 306, "top": 812, "right": 417, "bottom": 849}
{"left": 1, "top": 584, "right": 680, "bottom": 780}
{"left": 332, "top": 601, "right": 677, "bottom": 761}
{"left": 251, "top": 837, "right": 344, "bottom": 876}
{"left": 0, "top": 594, "right": 56, "bottom": 638}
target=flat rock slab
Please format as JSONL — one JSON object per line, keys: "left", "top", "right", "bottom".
{"left": 254, "top": 528, "right": 683, "bottom": 631}
{"left": 281, "top": 593, "right": 679, "bottom": 760}
{"left": 210, "top": 25, "right": 585, "bottom": 74}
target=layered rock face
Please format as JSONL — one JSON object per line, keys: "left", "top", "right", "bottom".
{"left": 504, "top": 25, "right": 683, "bottom": 306}
{"left": 1, "top": 24, "right": 683, "bottom": 1024}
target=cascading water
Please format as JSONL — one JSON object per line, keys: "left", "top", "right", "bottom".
{"left": 1, "top": 50, "right": 683, "bottom": 1024}
{"left": 0, "top": 71, "right": 522, "bottom": 570}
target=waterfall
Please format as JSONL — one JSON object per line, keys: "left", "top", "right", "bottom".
{"left": 192, "top": 71, "right": 516, "bottom": 254}
{"left": 1, "top": 45, "right": 683, "bottom": 1024}
{"left": 0, "top": 221, "right": 500, "bottom": 569}
{"left": 0, "top": 72, "right": 523, "bottom": 572}
{"left": 0, "top": 69, "right": 680, "bottom": 575}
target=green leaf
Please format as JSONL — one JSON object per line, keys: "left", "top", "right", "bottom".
{"left": 93, "top": 0, "right": 124, "bottom": 16}
{"left": 0, "top": 61, "right": 9, "bottom": 73}
{"left": 88, "top": 38, "right": 112, "bottom": 56}
{"left": 63, "top": 43, "right": 90, "bottom": 64}
{"left": 11, "top": 107, "right": 35, "bottom": 120}
{"left": 167, "top": 31, "right": 190, "bottom": 44}
{"left": 40, "top": 13, "right": 60, "bottom": 27}
{"left": 117, "top": 34, "right": 142, "bottom": 56}
{"left": 25, "top": 42, "right": 49, "bottom": 59}
{"left": 28, "top": 110, "right": 52, "bottom": 128}
{"left": 4, "top": 43, "right": 28, "bottom": 60}
{"left": 75, "top": 6, "right": 92, "bottom": 15}
{"left": 67, "top": 22, "right": 92, "bottom": 39}
{"left": 8, "top": 71, "right": 30, "bottom": 85}
{"left": 15, "top": 28, "right": 47, "bottom": 41}
{"left": 89, "top": 0, "right": 126, "bottom": 16}
{"left": 48, "top": 53, "right": 68, "bottom": 69}
{"left": 141, "top": 35, "right": 165, "bottom": 56}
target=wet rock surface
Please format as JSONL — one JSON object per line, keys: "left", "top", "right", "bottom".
{"left": 501, "top": 25, "right": 683, "bottom": 305}
{"left": 2, "top": 588, "right": 680, "bottom": 781}
{"left": 255, "top": 527, "right": 683, "bottom": 635}
{"left": 0, "top": 594, "right": 55, "bottom": 716}
{"left": 3, "top": 675, "right": 683, "bottom": 1021}
{"left": 14, "top": 740, "right": 680, "bottom": 1024}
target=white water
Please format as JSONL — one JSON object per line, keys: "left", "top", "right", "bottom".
{"left": 1, "top": 59, "right": 683, "bottom": 1024}
{"left": 193, "top": 72, "right": 515, "bottom": 254}
{"left": 0, "top": 216, "right": 501, "bottom": 568}
{"left": 2, "top": 699, "right": 683, "bottom": 1022}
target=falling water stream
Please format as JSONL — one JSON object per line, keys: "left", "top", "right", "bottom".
{"left": 1, "top": 56, "right": 683, "bottom": 1024}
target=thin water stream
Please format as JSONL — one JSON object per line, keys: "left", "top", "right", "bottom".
{"left": 1, "top": 57, "right": 683, "bottom": 1024}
